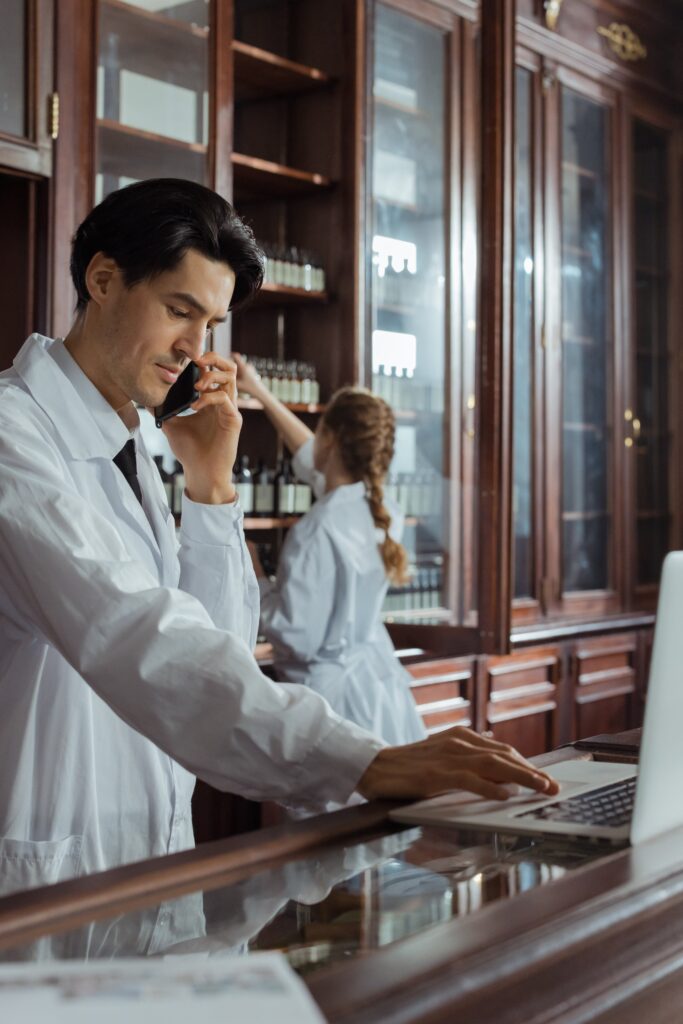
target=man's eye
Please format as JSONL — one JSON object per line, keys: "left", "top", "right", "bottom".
{"left": 168, "top": 306, "right": 189, "bottom": 319}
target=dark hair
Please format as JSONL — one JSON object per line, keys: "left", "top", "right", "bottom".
{"left": 70, "top": 178, "right": 264, "bottom": 314}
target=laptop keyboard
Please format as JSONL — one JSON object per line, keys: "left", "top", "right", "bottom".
{"left": 516, "top": 776, "right": 636, "bottom": 828}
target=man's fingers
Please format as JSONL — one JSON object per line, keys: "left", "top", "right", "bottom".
{"left": 465, "top": 752, "right": 557, "bottom": 793}
{"left": 195, "top": 352, "right": 236, "bottom": 373}
{"left": 437, "top": 770, "right": 512, "bottom": 802}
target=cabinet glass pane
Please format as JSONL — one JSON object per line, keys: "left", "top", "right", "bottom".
{"left": 0, "top": 1, "right": 27, "bottom": 138}
{"left": 368, "top": 4, "right": 452, "bottom": 623}
{"left": 560, "top": 90, "right": 612, "bottom": 593}
{"left": 633, "top": 121, "right": 670, "bottom": 585}
{"left": 95, "top": 0, "right": 210, "bottom": 202}
{"left": 512, "top": 67, "right": 534, "bottom": 600}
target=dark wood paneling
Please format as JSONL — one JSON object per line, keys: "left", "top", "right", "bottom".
{"left": 476, "top": 0, "right": 515, "bottom": 652}
{"left": 482, "top": 645, "right": 561, "bottom": 756}
{"left": 572, "top": 632, "right": 638, "bottom": 740}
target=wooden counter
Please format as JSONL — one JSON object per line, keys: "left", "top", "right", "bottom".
{"left": 3, "top": 733, "right": 682, "bottom": 1023}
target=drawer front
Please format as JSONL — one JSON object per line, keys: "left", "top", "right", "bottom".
{"left": 572, "top": 635, "right": 638, "bottom": 740}
{"left": 482, "top": 647, "right": 561, "bottom": 758}
{"left": 408, "top": 659, "right": 475, "bottom": 734}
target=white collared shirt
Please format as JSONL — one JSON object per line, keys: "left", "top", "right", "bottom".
{"left": 0, "top": 336, "right": 383, "bottom": 894}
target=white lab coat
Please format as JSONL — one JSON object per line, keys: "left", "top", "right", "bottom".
{"left": 259, "top": 439, "right": 426, "bottom": 746}
{"left": 0, "top": 336, "right": 383, "bottom": 892}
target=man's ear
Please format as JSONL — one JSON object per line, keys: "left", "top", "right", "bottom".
{"left": 84, "top": 252, "right": 119, "bottom": 309}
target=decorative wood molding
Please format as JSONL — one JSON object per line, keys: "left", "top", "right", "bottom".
{"left": 544, "top": 0, "right": 564, "bottom": 31}
{"left": 597, "top": 22, "right": 647, "bottom": 62}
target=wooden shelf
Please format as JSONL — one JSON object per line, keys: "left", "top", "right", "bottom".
{"left": 562, "top": 244, "right": 593, "bottom": 260}
{"left": 238, "top": 397, "right": 324, "bottom": 414}
{"left": 232, "top": 40, "right": 332, "bottom": 101}
{"left": 563, "top": 421, "right": 606, "bottom": 433}
{"left": 562, "top": 160, "right": 598, "bottom": 180}
{"left": 636, "top": 265, "right": 667, "bottom": 277}
{"left": 562, "top": 510, "right": 609, "bottom": 521}
{"left": 374, "top": 95, "right": 427, "bottom": 118}
{"left": 255, "top": 282, "right": 329, "bottom": 306}
{"left": 636, "top": 511, "right": 671, "bottom": 520}
{"left": 232, "top": 153, "right": 332, "bottom": 199}
{"left": 563, "top": 334, "right": 597, "bottom": 346}
{"left": 97, "top": 119, "right": 207, "bottom": 180}
{"left": 244, "top": 516, "right": 299, "bottom": 530}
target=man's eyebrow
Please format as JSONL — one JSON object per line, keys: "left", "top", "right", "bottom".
{"left": 166, "top": 292, "right": 228, "bottom": 323}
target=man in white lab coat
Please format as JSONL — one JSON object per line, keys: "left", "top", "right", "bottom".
{"left": 0, "top": 179, "right": 557, "bottom": 891}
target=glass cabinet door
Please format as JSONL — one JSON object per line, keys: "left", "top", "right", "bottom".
{"left": 559, "top": 88, "right": 613, "bottom": 595}
{"left": 95, "top": 0, "right": 211, "bottom": 203}
{"left": 0, "top": 1, "right": 28, "bottom": 139}
{"left": 368, "top": 3, "right": 462, "bottom": 625}
{"left": 512, "top": 67, "right": 535, "bottom": 603}
{"left": 631, "top": 120, "right": 672, "bottom": 589}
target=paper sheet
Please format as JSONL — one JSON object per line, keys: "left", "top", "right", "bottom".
{"left": 0, "top": 952, "right": 327, "bottom": 1023}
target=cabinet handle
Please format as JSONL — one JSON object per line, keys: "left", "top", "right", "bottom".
{"left": 47, "top": 93, "right": 60, "bottom": 140}
{"left": 464, "top": 394, "right": 476, "bottom": 440}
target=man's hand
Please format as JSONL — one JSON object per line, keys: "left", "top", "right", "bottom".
{"left": 357, "top": 726, "right": 560, "bottom": 802}
{"left": 162, "top": 353, "right": 241, "bottom": 505}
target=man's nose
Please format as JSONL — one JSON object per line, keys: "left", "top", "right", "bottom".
{"left": 175, "top": 323, "right": 208, "bottom": 362}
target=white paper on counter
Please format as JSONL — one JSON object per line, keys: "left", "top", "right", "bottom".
{"left": 0, "top": 952, "right": 327, "bottom": 1023}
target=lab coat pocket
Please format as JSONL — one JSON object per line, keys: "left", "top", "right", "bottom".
{"left": 0, "top": 835, "right": 83, "bottom": 897}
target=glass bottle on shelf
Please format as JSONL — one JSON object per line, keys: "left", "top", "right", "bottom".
{"left": 254, "top": 460, "right": 274, "bottom": 517}
{"left": 234, "top": 454, "right": 254, "bottom": 515}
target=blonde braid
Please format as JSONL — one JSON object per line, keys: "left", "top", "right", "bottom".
{"left": 321, "top": 387, "right": 410, "bottom": 585}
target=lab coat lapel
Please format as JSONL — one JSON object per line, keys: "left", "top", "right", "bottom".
{"left": 15, "top": 335, "right": 167, "bottom": 577}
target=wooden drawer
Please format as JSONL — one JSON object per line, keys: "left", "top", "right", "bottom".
{"left": 482, "top": 647, "right": 561, "bottom": 758}
{"left": 572, "top": 634, "right": 638, "bottom": 740}
{"left": 408, "top": 658, "right": 475, "bottom": 734}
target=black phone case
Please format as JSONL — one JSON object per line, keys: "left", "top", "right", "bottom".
{"left": 154, "top": 362, "right": 201, "bottom": 427}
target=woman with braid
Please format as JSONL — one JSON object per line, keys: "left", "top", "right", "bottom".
{"left": 235, "top": 355, "right": 426, "bottom": 745}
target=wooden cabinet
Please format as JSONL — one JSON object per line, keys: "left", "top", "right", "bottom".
{"left": 511, "top": 8, "right": 683, "bottom": 629}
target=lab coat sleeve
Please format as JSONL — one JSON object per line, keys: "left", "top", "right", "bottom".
{"left": 291, "top": 437, "right": 326, "bottom": 500}
{"left": 0, "top": 417, "right": 385, "bottom": 807}
{"left": 178, "top": 493, "right": 259, "bottom": 650}
{"left": 259, "top": 520, "right": 336, "bottom": 663}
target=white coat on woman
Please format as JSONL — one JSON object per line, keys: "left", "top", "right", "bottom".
{"left": 259, "top": 438, "right": 427, "bottom": 746}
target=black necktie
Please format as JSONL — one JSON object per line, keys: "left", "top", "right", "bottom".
{"left": 113, "top": 438, "right": 143, "bottom": 506}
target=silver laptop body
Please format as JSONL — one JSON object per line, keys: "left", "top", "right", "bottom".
{"left": 391, "top": 551, "right": 683, "bottom": 847}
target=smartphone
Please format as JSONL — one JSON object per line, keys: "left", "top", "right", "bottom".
{"left": 154, "top": 362, "right": 201, "bottom": 428}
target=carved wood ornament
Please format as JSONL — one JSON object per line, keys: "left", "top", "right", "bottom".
{"left": 597, "top": 23, "right": 647, "bottom": 62}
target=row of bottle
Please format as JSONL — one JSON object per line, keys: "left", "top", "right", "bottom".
{"left": 372, "top": 366, "right": 445, "bottom": 413}
{"left": 384, "top": 471, "right": 443, "bottom": 519}
{"left": 374, "top": 264, "right": 425, "bottom": 310}
{"left": 239, "top": 356, "right": 321, "bottom": 405}
{"left": 261, "top": 243, "right": 326, "bottom": 293}
{"left": 233, "top": 455, "right": 313, "bottom": 518}
{"left": 383, "top": 565, "right": 444, "bottom": 613}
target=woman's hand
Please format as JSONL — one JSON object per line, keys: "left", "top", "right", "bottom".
{"left": 162, "top": 353, "right": 241, "bottom": 505}
{"left": 234, "top": 352, "right": 266, "bottom": 400}
{"left": 357, "top": 726, "right": 560, "bottom": 802}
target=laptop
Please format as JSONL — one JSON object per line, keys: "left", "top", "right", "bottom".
{"left": 391, "top": 551, "right": 683, "bottom": 847}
